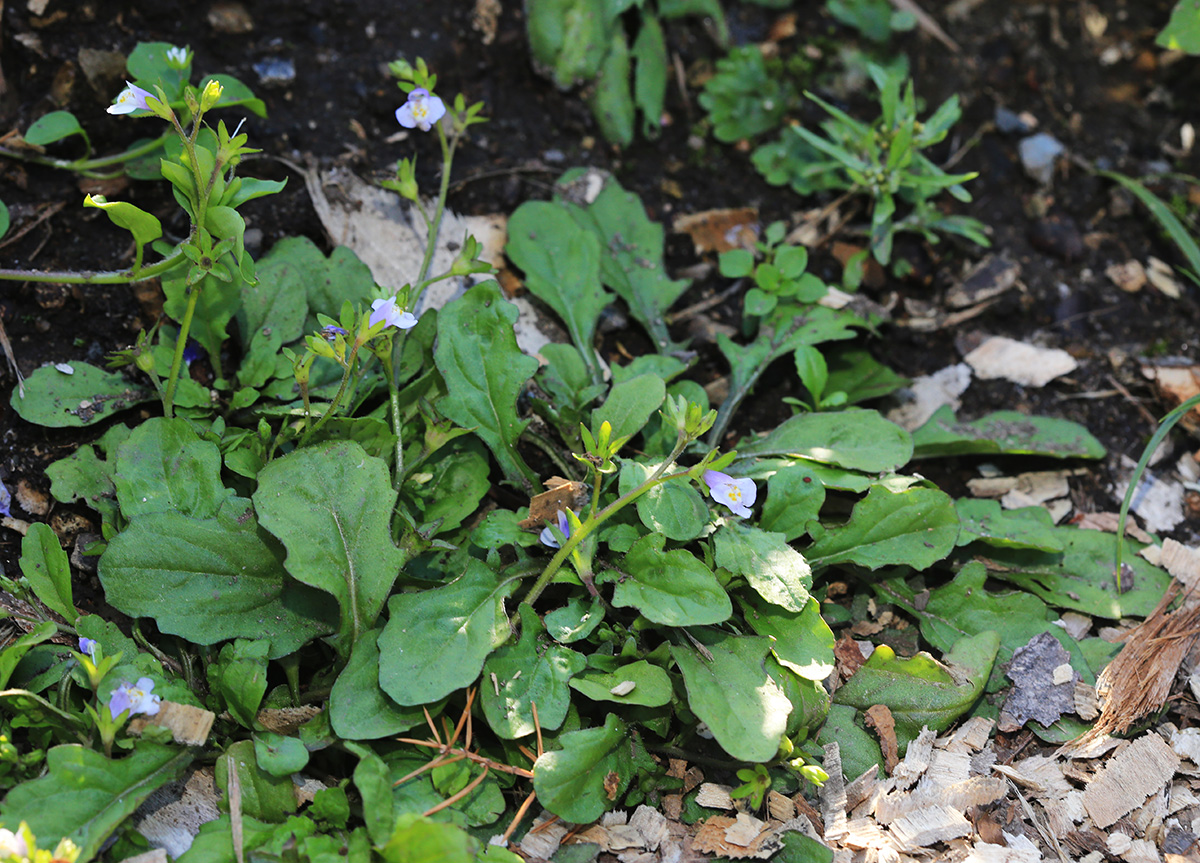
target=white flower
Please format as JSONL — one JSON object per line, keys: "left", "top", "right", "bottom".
{"left": 369, "top": 296, "right": 418, "bottom": 330}
{"left": 0, "top": 828, "right": 28, "bottom": 859}
{"left": 702, "top": 469, "right": 757, "bottom": 518}
{"left": 107, "top": 82, "right": 155, "bottom": 116}
{"left": 165, "top": 46, "right": 190, "bottom": 69}
{"left": 395, "top": 88, "right": 446, "bottom": 133}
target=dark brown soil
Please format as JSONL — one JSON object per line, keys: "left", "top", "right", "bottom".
{"left": 3, "top": 0, "right": 1200, "bottom": 582}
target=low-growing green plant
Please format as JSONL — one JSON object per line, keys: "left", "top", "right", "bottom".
{"left": 753, "top": 62, "right": 989, "bottom": 264}
{"left": 826, "top": 0, "right": 917, "bottom": 43}
{"left": 0, "top": 36, "right": 1169, "bottom": 863}
{"left": 525, "top": 0, "right": 727, "bottom": 144}
{"left": 699, "top": 45, "right": 799, "bottom": 143}
{"left": 1158, "top": 0, "right": 1200, "bottom": 53}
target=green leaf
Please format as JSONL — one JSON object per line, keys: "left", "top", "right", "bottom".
{"left": 954, "top": 499, "right": 1065, "bottom": 551}
{"left": 0, "top": 622, "right": 57, "bottom": 690}
{"left": 207, "top": 639, "right": 270, "bottom": 728}
{"left": 588, "top": 28, "right": 634, "bottom": 145}
{"left": 83, "top": 195, "right": 162, "bottom": 249}
{"left": 611, "top": 533, "right": 731, "bottom": 625}
{"left": 10, "top": 362, "right": 154, "bottom": 428}
{"left": 378, "top": 559, "right": 517, "bottom": 705}
{"left": 533, "top": 713, "right": 632, "bottom": 823}
{"left": 1159, "top": 0, "right": 1200, "bottom": 51}
{"left": 99, "top": 497, "right": 337, "bottom": 658}
{"left": 379, "top": 813, "right": 478, "bottom": 862}
{"left": 1, "top": 742, "right": 191, "bottom": 861}
{"left": 163, "top": 261, "right": 243, "bottom": 366}
{"left": 825, "top": 347, "right": 909, "bottom": 405}
{"left": 912, "top": 406, "right": 1106, "bottom": 459}
{"left": 833, "top": 632, "right": 998, "bottom": 753}
{"left": 237, "top": 236, "right": 325, "bottom": 350}
{"left": 815, "top": 703, "right": 883, "bottom": 782}
{"left": 254, "top": 441, "right": 405, "bottom": 656}
{"left": 205, "top": 73, "right": 267, "bottom": 117}
{"left": 806, "top": 483, "right": 958, "bottom": 571}
{"left": 435, "top": 281, "right": 540, "bottom": 489}
{"left": 175, "top": 816, "right": 277, "bottom": 863}
{"left": 25, "top": 110, "right": 85, "bottom": 147}
{"left": 18, "top": 523, "right": 76, "bottom": 623}
{"left": 975, "top": 526, "right": 1171, "bottom": 619}
{"left": 673, "top": 634, "right": 792, "bottom": 762}
{"left": 759, "top": 464, "right": 825, "bottom": 542}
{"left": 330, "top": 628, "right": 431, "bottom": 740}
{"left": 526, "top": 0, "right": 617, "bottom": 88}
{"left": 507, "top": 202, "right": 610, "bottom": 382}
{"left": 114, "top": 417, "right": 231, "bottom": 520}
{"left": 0, "top": 199, "right": 9, "bottom": 240}
{"left": 619, "top": 459, "right": 707, "bottom": 542}
{"left": 714, "top": 521, "right": 812, "bottom": 612}
{"left": 545, "top": 596, "right": 605, "bottom": 644}
{"left": 632, "top": 16, "right": 668, "bottom": 137}
{"left": 481, "top": 605, "right": 585, "bottom": 738}
{"left": 569, "top": 660, "right": 673, "bottom": 707}
{"left": 407, "top": 438, "right": 491, "bottom": 535}
{"left": 349, "top": 743, "right": 394, "bottom": 844}
{"left": 876, "top": 563, "right": 1090, "bottom": 693}
{"left": 739, "top": 595, "right": 835, "bottom": 681}
{"left": 1099, "top": 169, "right": 1200, "bottom": 274}
{"left": 737, "top": 408, "right": 913, "bottom": 473}
{"left": 594, "top": 373, "right": 667, "bottom": 443}
{"left": 254, "top": 733, "right": 310, "bottom": 777}
{"left": 559, "top": 172, "right": 690, "bottom": 351}
{"left": 216, "top": 739, "right": 296, "bottom": 822}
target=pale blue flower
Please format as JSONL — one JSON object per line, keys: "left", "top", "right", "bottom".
{"left": 108, "top": 677, "right": 161, "bottom": 720}
{"left": 78, "top": 637, "right": 98, "bottom": 660}
{"left": 369, "top": 296, "right": 418, "bottom": 330}
{"left": 702, "top": 470, "right": 756, "bottom": 518}
{"left": 395, "top": 88, "right": 446, "bottom": 132}
{"left": 321, "top": 325, "right": 349, "bottom": 341}
{"left": 107, "top": 82, "right": 156, "bottom": 115}
{"left": 539, "top": 509, "right": 572, "bottom": 549}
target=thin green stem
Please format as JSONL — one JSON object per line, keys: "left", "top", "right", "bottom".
{"left": 163, "top": 285, "right": 201, "bottom": 418}
{"left": 0, "top": 246, "right": 187, "bottom": 285}
{"left": 382, "top": 351, "right": 405, "bottom": 488}
{"left": 524, "top": 440, "right": 692, "bottom": 607}
{"left": 410, "top": 124, "right": 459, "bottom": 309}
{"left": 299, "top": 343, "right": 363, "bottom": 446}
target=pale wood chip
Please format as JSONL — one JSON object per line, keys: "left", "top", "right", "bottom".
{"left": 1160, "top": 538, "right": 1200, "bottom": 601}
{"left": 967, "top": 477, "right": 1018, "bottom": 498}
{"left": 1168, "top": 780, "right": 1199, "bottom": 814}
{"left": 820, "top": 742, "right": 850, "bottom": 840}
{"left": 662, "top": 794, "right": 683, "bottom": 821}
{"left": 1072, "top": 511, "right": 1155, "bottom": 544}
{"left": 916, "top": 748, "right": 972, "bottom": 792}
{"left": 629, "top": 804, "right": 668, "bottom": 851}
{"left": 605, "top": 824, "right": 645, "bottom": 851}
{"left": 767, "top": 790, "right": 795, "bottom": 822}
{"left": 602, "top": 810, "right": 629, "bottom": 827}
{"left": 893, "top": 728, "right": 937, "bottom": 790}
{"left": 696, "top": 782, "right": 734, "bottom": 810}
{"left": 121, "top": 850, "right": 168, "bottom": 863}
{"left": 520, "top": 820, "right": 571, "bottom": 859}
{"left": 692, "top": 816, "right": 783, "bottom": 859}
{"left": 128, "top": 700, "right": 215, "bottom": 746}
{"left": 724, "top": 812, "right": 765, "bottom": 847}
{"left": 842, "top": 817, "right": 891, "bottom": 851}
{"left": 1056, "top": 611, "right": 1094, "bottom": 641}
{"left": 888, "top": 804, "right": 971, "bottom": 851}
{"left": 843, "top": 765, "right": 880, "bottom": 812}
{"left": 942, "top": 716, "right": 995, "bottom": 753}
{"left": 255, "top": 705, "right": 320, "bottom": 735}
{"left": 1082, "top": 732, "right": 1181, "bottom": 828}
{"left": 1074, "top": 682, "right": 1100, "bottom": 720}
{"left": 778, "top": 815, "right": 825, "bottom": 843}
{"left": 964, "top": 838, "right": 1043, "bottom": 862}
{"left": 570, "top": 825, "right": 609, "bottom": 852}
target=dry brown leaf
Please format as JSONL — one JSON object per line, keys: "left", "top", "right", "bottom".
{"left": 865, "top": 704, "right": 900, "bottom": 774}
{"left": 1070, "top": 511, "right": 1155, "bottom": 544}
{"left": 518, "top": 476, "right": 590, "bottom": 529}
{"left": 672, "top": 207, "right": 758, "bottom": 254}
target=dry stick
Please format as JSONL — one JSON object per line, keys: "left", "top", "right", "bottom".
{"left": 1105, "top": 372, "right": 1160, "bottom": 428}
{"left": 502, "top": 791, "right": 540, "bottom": 844}
{"left": 0, "top": 316, "right": 24, "bottom": 397}
{"left": 0, "top": 202, "right": 65, "bottom": 252}
{"left": 666, "top": 279, "right": 745, "bottom": 325}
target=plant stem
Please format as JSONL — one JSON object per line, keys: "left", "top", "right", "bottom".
{"left": 163, "top": 286, "right": 201, "bottom": 418}
{"left": 0, "top": 131, "right": 173, "bottom": 178}
{"left": 0, "top": 246, "right": 187, "bottom": 285}
{"left": 299, "top": 342, "right": 362, "bottom": 446}
{"left": 524, "top": 441, "right": 691, "bottom": 607}
{"left": 410, "top": 123, "right": 459, "bottom": 309}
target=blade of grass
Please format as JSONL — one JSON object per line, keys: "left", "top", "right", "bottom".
{"left": 1098, "top": 169, "right": 1200, "bottom": 277}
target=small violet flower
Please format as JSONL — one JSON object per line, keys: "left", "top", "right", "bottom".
{"left": 702, "top": 470, "right": 756, "bottom": 518}
{"left": 369, "top": 296, "right": 418, "bottom": 330}
{"left": 0, "top": 828, "right": 28, "bottom": 860}
{"left": 539, "top": 509, "right": 572, "bottom": 549}
{"left": 108, "top": 677, "right": 161, "bottom": 721}
{"left": 78, "top": 637, "right": 98, "bottom": 660}
{"left": 320, "top": 324, "right": 349, "bottom": 341}
{"left": 107, "top": 81, "right": 156, "bottom": 115}
{"left": 395, "top": 88, "right": 446, "bottom": 133}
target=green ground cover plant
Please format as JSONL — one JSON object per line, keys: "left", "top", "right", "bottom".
{"left": 0, "top": 17, "right": 1181, "bottom": 863}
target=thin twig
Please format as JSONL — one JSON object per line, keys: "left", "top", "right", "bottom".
{"left": 666, "top": 279, "right": 745, "bottom": 324}
{"left": 502, "top": 791, "right": 539, "bottom": 843}
{"left": 423, "top": 764, "right": 490, "bottom": 816}
{"left": 1106, "top": 373, "right": 1159, "bottom": 427}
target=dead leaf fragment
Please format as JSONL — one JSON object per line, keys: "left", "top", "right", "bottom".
{"left": 518, "top": 476, "right": 590, "bottom": 529}
{"left": 1106, "top": 259, "right": 1147, "bottom": 293}
{"left": 963, "top": 336, "right": 1078, "bottom": 387}
{"left": 1147, "top": 256, "right": 1183, "bottom": 298}
{"left": 946, "top": 255, "right": 1021, "bottom": 309}
{"left": 998, "top": 632, "right": 1079, "bottom": 732}
{"left": 864, "top": 704, "right": 900, "bottom": 774}
{"left": 672, "top": 207, "right": 758, "bottom": 254}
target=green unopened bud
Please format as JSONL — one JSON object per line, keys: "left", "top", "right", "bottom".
{"left": 135, "top": 350, "right": 155, "bottom": 375}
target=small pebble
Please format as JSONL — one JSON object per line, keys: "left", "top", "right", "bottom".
{"left": 55, "top": 362, "right": 73, "bottom": 374}
{"left": 1018, "top": 133, "right": 1065, "bottom": 185}
{"left": 253, "top": 57, "right": 295, "bottom": 87}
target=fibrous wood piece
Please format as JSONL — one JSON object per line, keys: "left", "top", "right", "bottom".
{"left": 767, "top": 790, "right": 795, "bottom": 823}
{"left": 629, "top": 804, "right": 668, "bottom": 851}
{"left": 842, "top": 818, "right": 892, "bottom": 851}
{"left": 844, "top": 765, "right": 881, "bottom": 812}
{"left": 942, "top": 716, "right": 995, "bottom": 753}
{"left": 696, "top": 783, "right": 734, "bottom": 810}
{"left": 888, "top": 804, "right": 971, "bottom": 851}
{"left": 821, "top": 742, "right": 850, "bottom": 841}
{"left": 691, "top": 816, "right": 783, "bottom": 860}
{"left": 893, "top": 728, "right": 937, "bottom": 790}
{"left": 521, "top": 819, "right": 569, "bottom": 859}
{"left": 917, "top": 749, "right": 972, "bottom": 793}
{"left": 129, "top": 700, "right": 216, "bottom": 747}
{"left": 1082, "top": 732, "right": 1181, "bottom": 828}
